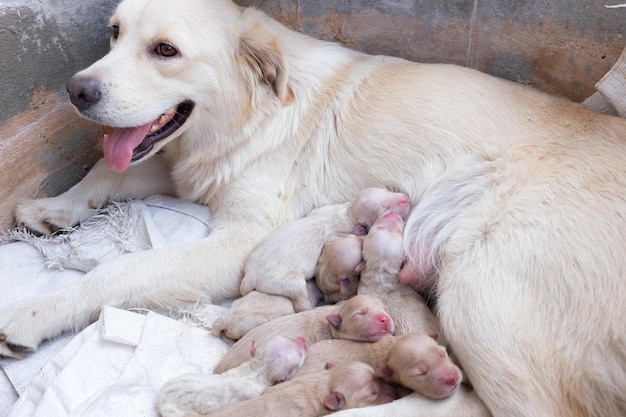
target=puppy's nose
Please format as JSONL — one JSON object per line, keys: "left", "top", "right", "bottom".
{"left": 376, "top": 313, "right": 391, "bottom": 326}
{"left": 66, "top": 75, "right": 102, "bottom": 111}
{"left": 443, "top": 369, "right": 461, "bottom": 386}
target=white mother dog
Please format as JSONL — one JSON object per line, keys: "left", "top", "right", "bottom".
{"left": 2, "top": 0, "right": 625, "bottom": 416}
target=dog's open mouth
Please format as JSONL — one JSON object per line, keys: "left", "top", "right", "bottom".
{"left": 103, "top": 100, "right": 194, "bottom": 172}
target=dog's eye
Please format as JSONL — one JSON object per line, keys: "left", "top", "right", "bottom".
{"left": 155, "top": 43, "right": 178, "bottom": 57}
{"left": 110, "top": 25, "right": 119, "bottom": 40}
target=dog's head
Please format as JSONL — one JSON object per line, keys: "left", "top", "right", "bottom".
{"left": 67, "top": 0, "right": 293, "bottom": 172}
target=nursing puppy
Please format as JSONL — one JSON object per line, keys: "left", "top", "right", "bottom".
{"left": 300, "top": 333, "right": 461, "bottom": 400}
{"left": 214, "top": 294, "right": 393, "bottom": 373}
{"left": 186, "top": 361, "right": 398, "bottom": 417}
{"left": 4, "top": 0, "right": 626, "bottom": 415}
{"left": 212, "top": 281, "right": 322, "bottom": 340}
{"left": 358, "top": 213, "right": 441, "bottom": 340}
{"left": 240, "top": 188, "right": 410, "bottom": 312}
{"left": 375, "top": 333, "right": 463, "bottom": 399}
{"left": 315, "top": 234, "right": 365, "bottom": 304}
{"left": 157, "top": 335, "right": 307, "bottom": 417}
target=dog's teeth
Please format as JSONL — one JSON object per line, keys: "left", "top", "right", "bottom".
{"left": 150, "top": 123, "right": 160, "bottom": 132}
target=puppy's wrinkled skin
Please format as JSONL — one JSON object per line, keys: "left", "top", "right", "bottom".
{"left": 4, "top": 0, "right": 626, "bottom": 415}
{"left": 214, "top": 294, "right": 393, "bottom": 373}
{"left": 212, "top": 281, "right": 322, "bottom": 340}
{"left": 157, "top": 335, "right": 307, "bottom": 417}
{"left": 347, "top": 188, "right": 410, "bottom": 232}
{"left": 240, "top": 188, "right": 410, "bottom": 312}
{"left": 187, "top": 361, "right": 397, "bottom": 417}
{"left": 375, "top": 333, "right": 462, "bottom": 399}
{"left": 297, "top": 333, "right": 459, "bottom": 399}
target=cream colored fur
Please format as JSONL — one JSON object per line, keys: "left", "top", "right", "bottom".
{"left": 157, "top": 335, "right": 307, "bottom": 417}
{"left": 240, "top": 188, "right": 409, "bottom": 312}
{"left": 3, "top": 0, "right": 626, "bottom": 416}
{"left": 212, "top": 284, "right": 321, "bottom": 341}
{"left": 298, "top": 334, "right": 461, "bottom": 400}
{"left": 214, "top": 294, "right": 394, "bottom": 373}
{"left": 193, "top": 361, "right": 397, "bottom": 417}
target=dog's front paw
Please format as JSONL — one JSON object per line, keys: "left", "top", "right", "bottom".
{"left": 0, "top": 307, "right": 42, "bottom": 359}
{"left": 0, "top": 335, "right": 36, "bottom": 359}
{"left": 14, "top": 197, "right": 84, "bottom": 236}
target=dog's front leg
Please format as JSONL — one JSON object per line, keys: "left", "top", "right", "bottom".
{"left": 14, "top": 155, "right": 175, "bottom": 235}
{"left": 0, "top": 225, "right": 259, "bottom": 359}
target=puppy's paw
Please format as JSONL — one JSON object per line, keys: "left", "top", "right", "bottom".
{"left": 14, "top": 198, "right": 83, "bottom": 236}
{"left": 158, "top": 374, "right": 206, "bottom": 417}
{"left": 211, "top": 316, "right": 227, "bottom": 337}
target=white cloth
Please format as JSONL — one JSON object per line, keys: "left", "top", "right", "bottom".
{"left": 0, "top": 195, "right": 231, "bottom": 416}
{"left": 7, "top": 306, "right": 229, "bottom": 417}
{"left": 583, "top": 44, "right": 626, "bottom": 117}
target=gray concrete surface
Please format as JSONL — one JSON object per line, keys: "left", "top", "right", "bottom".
{"left": 0, "top": 0, "right": 119, "bottom": 126}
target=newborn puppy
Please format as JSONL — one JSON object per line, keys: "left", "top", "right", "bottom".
{"left": 300, "top": 333, "right": 461, "bottom": 399}
{"left": 315, "top": 234, "right": 365, "bottom": 304}
{"left": 358, "top": 212, "right": 442, "bottom": 340}
{"left": 348, "top": 188, "right": 411, "bottom": 233}
{"left": 186, "top": 361, "right": 398, "bottom": 417}
{"left": 157, "top": 335, "right": 307, "bottom": 417}
{"left": 214, "top": 294, "right": 394, "bottom": 373}
{"left": 212, "top": 281, "right": 322, "bottom": 340}
{"left": 375, "top": 333, "right": 462, "bottom": 399}
{"left": 240, "top": 188, "right": 410, "bottom": 312}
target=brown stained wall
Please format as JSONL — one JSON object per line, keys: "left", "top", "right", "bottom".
{"left": 0, "top": 89, "right": 103, "bottom": 230}
{"left": 0, "top": 0, "right": 116, "bottom": 232}
{"left": 238, "top": 0, "right": 625, "bottom": 102}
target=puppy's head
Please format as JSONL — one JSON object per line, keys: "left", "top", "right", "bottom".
{"left": 66, "top": 0, "right": 292, "bottom": 173}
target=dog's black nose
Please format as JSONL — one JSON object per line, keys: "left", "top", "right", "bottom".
{"left": 66, "top": 76, "right": 102, "bottom": 111}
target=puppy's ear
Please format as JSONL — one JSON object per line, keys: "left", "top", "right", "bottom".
{"left": 339, "top": 277, "right": 353, "bottom": 294}
{"left": 323, "top": 392, "right": 346, "bottom": 411}
{"left": 326, "top": 314, "right": 343, "bottom": 329}
{"left": 239, "top": 23, "right": 293, "bottom": 106}
{"left": 351, "top": 223, "right": 369, "bottom": 236}
{"left": 375, "top": 364, "right": 394, "bottom": 378}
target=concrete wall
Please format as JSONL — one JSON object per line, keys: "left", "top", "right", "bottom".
{"left": 0, "top": 0, "right": 624, "bottom": 231}
{"left": 0, "top": 0, "right": 118, "bottom": 230}
{"left": 239, "top": 0, "right": 625, "bottom": 101}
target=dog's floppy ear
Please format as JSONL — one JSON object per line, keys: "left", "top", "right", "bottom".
{"left": 239, "top": 22, "right": 293, "bottom": 106}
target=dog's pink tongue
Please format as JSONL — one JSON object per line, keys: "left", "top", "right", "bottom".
{"left": 103, "top": 123, "right": 153, "bottom": 172}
